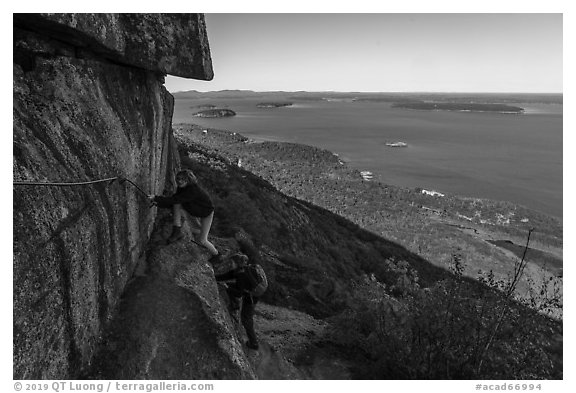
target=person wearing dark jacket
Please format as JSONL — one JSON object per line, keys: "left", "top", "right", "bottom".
{"left": 215, "top": 253, "right": 260, "bottom": 350}
{"left": 149, "top": 169, "right": 219, "bottom": 257}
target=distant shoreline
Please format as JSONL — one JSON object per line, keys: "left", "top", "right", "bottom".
{"left": 172, "top": 90, "right": 563, "bottom": 106}
{"left": 391, "top": 101, "right": 525, "bottom": 113}
{"left": 256, "top": 102, "right": 293, "bottom": 108}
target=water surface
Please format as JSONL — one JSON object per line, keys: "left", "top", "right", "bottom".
{"left": 173, "top": 97, "right": 562, "bottom": 219}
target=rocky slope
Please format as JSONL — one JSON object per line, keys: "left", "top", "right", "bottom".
{"left": 86, "top": 211, "right": 257, "bottom": 379}
{"left": 13, "top": 14, "right": 211, "bottom": 379}
{"left": 84, "top": 201, "right": 358, "bottom": 380}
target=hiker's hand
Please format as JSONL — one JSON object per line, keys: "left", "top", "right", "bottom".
{"left": 148, "top": 195, "right": 157, "bottom": 207}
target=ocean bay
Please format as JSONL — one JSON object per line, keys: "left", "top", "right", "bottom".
{"left": 173, "top": 95, "right": 563, "bottom": 219}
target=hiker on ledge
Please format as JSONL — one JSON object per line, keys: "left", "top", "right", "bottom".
{"left": 149, "top": 169, "right": 220, "bottom": 259}
{"left": 216, "top": 253, "right": 261, "bottom": 350}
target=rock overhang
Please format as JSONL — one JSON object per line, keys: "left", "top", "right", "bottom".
{"left": 13, "top": 13, "right": 214, "bottom": 80}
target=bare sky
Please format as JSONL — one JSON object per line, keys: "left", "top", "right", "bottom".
{"left": 165, "top": 13, "right": 562, "bottom": 94}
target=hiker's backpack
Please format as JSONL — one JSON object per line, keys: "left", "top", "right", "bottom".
{"left": 244, "top": 264, "right": 268, "bottom": 297}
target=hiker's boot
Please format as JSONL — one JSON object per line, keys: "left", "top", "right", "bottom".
{"left": 167, "top": 225, "right": 184, "bottom": 244}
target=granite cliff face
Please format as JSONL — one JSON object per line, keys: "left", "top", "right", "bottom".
{"left": 13, "top": 14, "right": 212, "bottom": 379}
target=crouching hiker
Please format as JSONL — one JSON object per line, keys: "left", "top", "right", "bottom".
{"left": 149, "top": 169, "right": 220, "bottom": 260}
{"left": 216, "top": 253, "right": 268, "bottom": 350}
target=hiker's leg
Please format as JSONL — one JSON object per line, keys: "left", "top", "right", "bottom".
{"left": 226, "top": 286, "right": 242, "bottom": 311}
{"left": 168, "top": 204, "right": 185, "bottom": 242}
{"left": 173, "top": 204, "right": 185, "bottom": 226}
{"left": 181, "top": 210, "right": 201, "bottom": 235}
{"left": 241, "top": 296, "right": 258, "bottom": 347}
{"left": 190, "top": 216, "right": 201, "bottom": 235}
{"left": 197, "top": 211, "right": 218, "bottom": 255}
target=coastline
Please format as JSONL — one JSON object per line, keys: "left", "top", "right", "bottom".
{"left": 175, "top": 121, "right": 562, "bottom": 221}
{"left": 178, "top": 118, "right": 562, "bottom": 220}
{"left": 174, "top": 122, "right": 562, "bottom": 252}
{"left": 174, "top": 121, "right": 562, "bottom": 319}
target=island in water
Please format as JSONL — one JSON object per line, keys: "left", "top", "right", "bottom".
{"left": 385, "top": 141, "right": 408, "bottom": 148}
{"left": 191, "top": 104, "right": 217, "bottom": 109}
{"left": 192, "top": 108, "right": 236, "bottom": 118}
{"left": 392, "top": 101, "right": 525, "bottom": 113}
{"left": 256, "top": 102, "right": 293, "bottom": 108}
